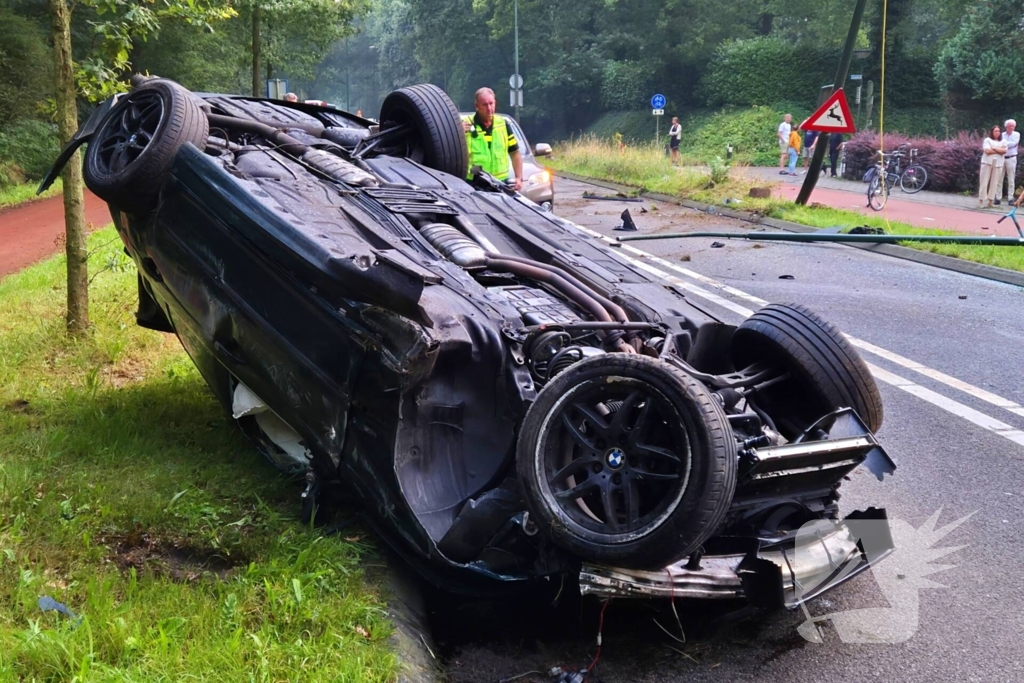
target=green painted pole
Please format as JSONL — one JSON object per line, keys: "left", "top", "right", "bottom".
{"left": 616, "top": 232, "right": 1024, "bottom": 246}
{"left": 796, "top": 0, "right": 869, "bottom": 205}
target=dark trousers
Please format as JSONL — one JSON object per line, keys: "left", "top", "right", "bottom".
{"left": 829, "top": 148, "right": 840, "bottom": 176}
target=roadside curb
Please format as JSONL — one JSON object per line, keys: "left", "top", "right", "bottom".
{"left": 381, "top": 555, "right": 440, "bottom": 683}
{"left": 556, "top": 170, "right": 1024, "bottom": 289}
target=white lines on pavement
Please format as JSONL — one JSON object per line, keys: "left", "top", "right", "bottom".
{"left": 868, "top": 365, "right": 1024, "bottom": 447}
{"left": 922, "top": 217, "right": 936, "bottom": 221}
{"left": 849, "top": 338, "right": 1024, "bottom": 418}
{"left": 571, "top": 221, "right": 1024, "bottom": 447}
{"left": 593, "top": 226, "right": 1024, "bottom": 423}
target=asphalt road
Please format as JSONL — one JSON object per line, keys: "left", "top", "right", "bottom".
{"left": 439, "top": 177, "right": 1024, "bottom": 683}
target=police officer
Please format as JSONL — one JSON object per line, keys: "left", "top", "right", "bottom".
{"left": 462, "top": 87, "right": 523, "bottom": 191}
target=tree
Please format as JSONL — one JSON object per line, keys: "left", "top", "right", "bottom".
{"left": 48, "top": 0, "right": 88, "bottom": 335}
{"left": 242, "top": 0, "right": 369, "bottom": 97}
{"left": 46, "top": 0, "right": 233, "bottom": 336}
{"left": 0, "top": 8, "right": 53, "bottom": 126}
{"left": 935, "top": 0, "right": 1024, "bottom": 106}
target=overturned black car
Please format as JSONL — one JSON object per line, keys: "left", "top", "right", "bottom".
{"left": 44, "top": 76, "right": 896, "bottom": 608}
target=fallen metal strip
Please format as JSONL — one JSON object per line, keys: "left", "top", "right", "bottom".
{"left": 616, "top": 231, "right": 1024, "bottom": 246}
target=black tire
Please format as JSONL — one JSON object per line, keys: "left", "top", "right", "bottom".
{"left": 867, "top": 174, "right": 887, "bottom": 210}
{"left": 379, "top": 84, "right": 468, "bottom": 179}
{"left": 517, "top": 354, "right": 737, "bottom": 569}
{"left": 900, "top": 164, "right": 928, "bottom": 194}
{"left": 84, "top": 79, "right": 209, "bottom": 212}
{"left": 732, "top": 303, "right": 883, "bottom": 438}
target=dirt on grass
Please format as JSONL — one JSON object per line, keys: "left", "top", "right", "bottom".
{"left": 107, "top": 532, "right": 243, "bottom": 582}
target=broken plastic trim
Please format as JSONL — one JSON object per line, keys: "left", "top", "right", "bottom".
{"left": 579, "top": 507, "right": 894, "bottom": 608}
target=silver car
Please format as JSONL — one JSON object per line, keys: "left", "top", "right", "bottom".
{"left": 462, "top": 113, "right": 554, "bottom": 211}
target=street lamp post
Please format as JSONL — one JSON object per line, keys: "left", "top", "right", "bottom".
{"left": 514, "top": 0, "right": 520, "bottom": 120}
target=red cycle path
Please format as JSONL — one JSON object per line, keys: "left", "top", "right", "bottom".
{"left": 773, "top": 183, "right": 1021, "bottom": 236}
{"left": 0, "top": 191, "right": 112, "bottom": 279}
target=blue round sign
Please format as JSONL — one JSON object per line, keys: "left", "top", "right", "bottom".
{"left": 651, "top": 93, "right": 666, "bottom": 109}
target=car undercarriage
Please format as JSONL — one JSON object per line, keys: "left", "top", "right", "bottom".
{"left": 43, "top": 76, "right": 896, "bottom": 609}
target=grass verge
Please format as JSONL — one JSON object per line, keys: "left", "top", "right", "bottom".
{"left": 548, "top": 137, "right": 1024, "bottom": 273}
{"left": 0, "top": 178, "right": 62, "bottom": 211}
{"left": 0, "top": 226, "right": 398, "bottom": 682}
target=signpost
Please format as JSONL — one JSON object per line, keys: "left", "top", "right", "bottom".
{"left": 266, "top": 78, "right": 288, "bottom": 100}
{"left": 799, "top": 89, "right": 856, "bottom": 134}
{"left": 651, "top": 94, "right": 666, "bottom": 146}
{"left": 509, "top": 74, "right": 524, "bottom": 112}
{"left": 795, "top": 0, "right": 868, "bottom": 205}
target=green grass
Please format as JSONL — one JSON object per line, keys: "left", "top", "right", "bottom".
{"left": 0, "top": 178, "right": 62, "bottom": 211}
{"left": 549, "top": 138, "right": 1024, "bottom": 273}
{"left": 0, "top": 227, "right": 398, "bottom": 682}
{"left": 771, "top": 203, "right": 1024, "bottom": 272}
{"left": 549, "top": 135, "right": 761, "bottom": 204}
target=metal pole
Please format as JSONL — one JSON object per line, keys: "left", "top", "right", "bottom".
{"left": 656, "top": 115, "right": 660, "bottom": 148}
{"left": 796, "top": 0, "right": 869, "bottom": 205}
{"left": 514, "top": 0, "right": 520, "bottom": 121}
{"left": 615, "top": 231, "right": 1024, "bottom": 247}
{"left": 345, "top": 37, "right": 350, "bottom": 111}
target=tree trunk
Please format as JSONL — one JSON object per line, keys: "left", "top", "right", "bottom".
{"left": 252, "top": 4, "right": 261, "bottom": 97}
{"left": 49, "top": 0, "right": 89, "bottom": 336}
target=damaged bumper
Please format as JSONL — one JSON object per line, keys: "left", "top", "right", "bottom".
{"left": 579, "top": 508, "right": 894, "bottom": 609}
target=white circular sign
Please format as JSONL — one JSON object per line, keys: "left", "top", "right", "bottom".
{"left": 509, "top": 74, "right": 524, "bottom": 89}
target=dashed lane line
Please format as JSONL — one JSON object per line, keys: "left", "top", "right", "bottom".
{"left": 588, "top": 227, "right": 1024, "bottom": 422}
{"left": 567, "top": 223, "right": 1024, "bottom": 448}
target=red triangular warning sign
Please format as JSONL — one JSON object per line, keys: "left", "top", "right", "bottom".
{"left": 800, "top": 88, "right": 856, "bottom": 134}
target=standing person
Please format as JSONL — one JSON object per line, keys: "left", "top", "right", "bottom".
{"left": 787, "top": 125, "right": 802, "bottom": 176}
{"left": 979, "top": 124, "right": 1008, "bottom": 208}
{"left": 461, "top": 87, "right": 523, "bottom": 191}
{"left": 778, "top": 114, "right": 792, "bottom": 173}
{"left": 802, "top": 129, "right": 819, "bottom": 170}
{"left": 828, "top": 133, "right": 845, "bottom": 178}
{"left": 998, "top": 119, "right": 1019, "bottom": 205}
{"left": 283, "top": 92, "right": 298, "bottom": 102}
{"left": 668, "top": 116, "right": 682, "bottom": 165}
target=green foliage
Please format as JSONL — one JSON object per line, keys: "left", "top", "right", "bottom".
{"left": 0, "top": 120, "right": 61, "bottom": 182}
{"left": 601, "top": 61, "right": 653, "bottom": 111}
{"left": 0, "top": 227, "right": 398, "bottom": 681}
{"left": 75, "top": 0, "right": 238, "bottom": 100}
{"left": 0, "top": 9, "right": 53, "bottom": 126}
{"left": 935, "top": 0, "right": 1024, "bottom": 105}
{"left": 701, "top": 37, "right": 841, "bottom": 108}
{"left": 131, "top": 18, "right": 250, "bottom": 94}
{"left": 677, "top": 105, "right": 799, "bottom": 165}
{"left": 585, "top": 105, "right": 798, "bottom": 165}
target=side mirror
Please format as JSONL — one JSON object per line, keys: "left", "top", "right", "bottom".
{"left": 534, "top": 143, "right": 552, "bottom": 157}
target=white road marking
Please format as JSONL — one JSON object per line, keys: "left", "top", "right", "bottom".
{"left": 922, "top": 217, "right": 936, "bottom": 221}
{"left": 571, "top": 221, "right": 1024, "bottom": 447}
{"left": 868, "top": 365, "right": 1024, "bottom": 447}
{"left": 849, "top": 338, "right": 1024, "bottom": 418}
{"left": 596, "top": 227, "right": 1024, "bottom": 421}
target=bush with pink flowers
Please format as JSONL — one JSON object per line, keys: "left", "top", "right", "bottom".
{"left": 840, "top": 130, "right": 1017, "bottom": 195}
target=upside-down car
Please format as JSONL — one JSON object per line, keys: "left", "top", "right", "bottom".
{"left": 43, "top": 76, "right": 896, "bottom": 608}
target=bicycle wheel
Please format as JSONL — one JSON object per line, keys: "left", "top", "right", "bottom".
{"left": 867, "top": 174, "right": 888, "bottom": 210}
{"left": 900, "top": 165, "right": 928, "bottom": 193}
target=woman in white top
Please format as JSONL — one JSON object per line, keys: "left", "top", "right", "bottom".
{"left": 980, "top": 124, "right": 1008, "bottom": 208}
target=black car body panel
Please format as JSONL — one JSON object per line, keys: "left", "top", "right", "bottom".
{"left": 55, "top": 80, "right": 895, "bottom": 601}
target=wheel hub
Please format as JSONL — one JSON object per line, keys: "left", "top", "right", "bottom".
{"left": 604, "top": 447, "right": 625, "bottom": 470}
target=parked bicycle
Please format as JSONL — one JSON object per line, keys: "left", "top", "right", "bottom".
{"left": 866, "top": 145, "right": 929, "bottom": 211}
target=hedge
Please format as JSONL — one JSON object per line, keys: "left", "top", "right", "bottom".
{"left": 0, "top": 119, "right": 61, "bottom": 182}
{"left": 840, "top": 130, "right": 1006, "bottom": 195}
{"left": 701, "top": 38, "right": 840, "bottom": 108}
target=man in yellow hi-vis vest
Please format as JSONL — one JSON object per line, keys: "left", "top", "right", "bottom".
{"left": 462, "top": 87, "right": 523, "bottom": 191}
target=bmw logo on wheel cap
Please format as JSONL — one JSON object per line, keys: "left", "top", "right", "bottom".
{"left": 605, "top": 448, "right": 625, "bottom": 469}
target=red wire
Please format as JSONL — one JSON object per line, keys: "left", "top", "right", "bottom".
{"left": 585, "top": 599, "right": 611, "bottom": 677}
